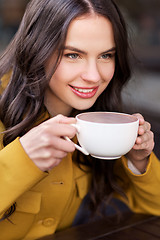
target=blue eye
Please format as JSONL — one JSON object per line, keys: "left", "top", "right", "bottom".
{"left": 99, "top": 51, "right": 116, "bottom": 61}
{"left": 101, "top": 53, "right": 112, "bottom": 59}
{"left": 65, "top": 53, "right": 79, "bottom": 59}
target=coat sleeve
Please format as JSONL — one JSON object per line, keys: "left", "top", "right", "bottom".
{"left": 0, "top": 122, "right": 47, "bottom": 217}
{"left": 114, "top": 152, "right": 160, "bottom": 216}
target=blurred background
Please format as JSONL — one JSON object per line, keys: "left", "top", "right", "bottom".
{"left": 0, "top": 0, "right": 160, "bottom": 158}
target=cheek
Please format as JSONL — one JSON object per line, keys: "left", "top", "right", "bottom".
{"left": 50, "top": 65, "right": 68, "bottom": 86}
{"left": 102, "top": 64, "right": 115, "bottom": 83}
{"left": 53, "top": 62, "right": 78, "bottom": 82}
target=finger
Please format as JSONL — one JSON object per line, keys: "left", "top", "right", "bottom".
{"left": 52, "top": 123, "right": 77, "bottom": 138}
{"left": 134, "top": 131, "right": 154, "bottom": 150}
{"left": 41, "top": 116, "right": 77, "bottom": 137}
{"left": 138, "top": 122, "right": 151, "bottom": 136}
{"left": 48, "top": 148, "right": 68, "bottom": 159}
{"left": 133, "top": 139, "right": 154, "bottom": 151}
{"left": 136, "top": 130, "right": 153, "bottom": 144}
{"left": 133, "top": 113, "right": 144, "bottom": 125}
{"left": 50, "top": 136, "right": 76, "bottom": 152}
{"left": 47, "top": 114, "right": 76, "bottom": 124}
{"left": 38, "top": 134, "right": 75, "bottom": 152}
{"left": 39, "top": 122, "right": 77, "bottom": 140}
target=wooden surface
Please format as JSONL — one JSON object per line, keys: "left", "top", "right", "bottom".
{"left": 38, "top": 212, "right": 160, "bottom": 240}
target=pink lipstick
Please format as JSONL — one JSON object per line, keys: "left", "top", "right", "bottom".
{"left": 69, "top": 85, "right": 98, "bottom": 98}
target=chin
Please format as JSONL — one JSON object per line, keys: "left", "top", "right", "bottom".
{"left": 74, "top": 104, "right": 94, "bottom": 111}
{"left": 72, "top": 99, "right": 97, "bottom": 111}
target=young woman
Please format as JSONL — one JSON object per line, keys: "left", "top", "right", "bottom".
{"left": 0, "top": 0, "right": 159, "bottom": 239}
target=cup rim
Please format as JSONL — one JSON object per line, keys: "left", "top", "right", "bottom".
{"left": 76, "top": 111, "right": 139, "bottom": 124}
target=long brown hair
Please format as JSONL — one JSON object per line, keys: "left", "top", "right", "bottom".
{"left": 0, "top": 0, "right": 131, "bottom": 216}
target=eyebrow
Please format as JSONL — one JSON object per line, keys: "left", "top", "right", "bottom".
{"left": 64, "top": 46, "right": 116, "bottom": 55}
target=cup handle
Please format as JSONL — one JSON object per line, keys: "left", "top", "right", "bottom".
{"left": 64, "top": 124, "right": 89, "bottom": 155}
{"left": 64, "top": 136, "right": 89, "bottom": 155}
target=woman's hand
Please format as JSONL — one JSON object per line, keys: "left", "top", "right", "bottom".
{"left": 126, "top": 113, "right": 154, "bottom": 173}
{"left": 20, "top": 114, "right": 77, "bottom": 172}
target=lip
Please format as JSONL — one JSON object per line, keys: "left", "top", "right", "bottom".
{"left": 69, "top": 85, "right": 99, "bottom": 98}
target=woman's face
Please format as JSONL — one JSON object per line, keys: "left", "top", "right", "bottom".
{"left": 45, "top": 14, "right": 116, "bottom": 116}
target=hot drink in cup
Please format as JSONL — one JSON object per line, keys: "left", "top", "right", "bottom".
{"left": 72, "top": 112, "right": 139, "bottom": 159}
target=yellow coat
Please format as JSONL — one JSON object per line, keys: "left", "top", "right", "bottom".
{"left": 1, "top": 115, "right": 160, "bottom": 239}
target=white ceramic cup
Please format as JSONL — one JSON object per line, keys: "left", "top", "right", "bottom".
{"left": 69, "top": 112, "right": 139, "bottom": 159}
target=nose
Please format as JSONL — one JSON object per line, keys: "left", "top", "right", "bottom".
{"left": 81, "top": 60, "right": 101, "bottom": 83}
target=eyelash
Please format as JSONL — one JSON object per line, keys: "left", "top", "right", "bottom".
{"left": 100, "top": 53, "right": 115, "bottom": 59}
{"left": 64, "top": 53, "right": 79, "bottom": 59}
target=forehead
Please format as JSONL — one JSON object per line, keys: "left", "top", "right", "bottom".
{"left": 65, "top": 14, "right": 115, "bottom": 50}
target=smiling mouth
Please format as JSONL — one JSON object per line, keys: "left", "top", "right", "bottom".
{"left": 69, "top": 85, "right": 98, "bottom": 98}
{"left": 72, "top": 87, "right": 95, "bottom": 93}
